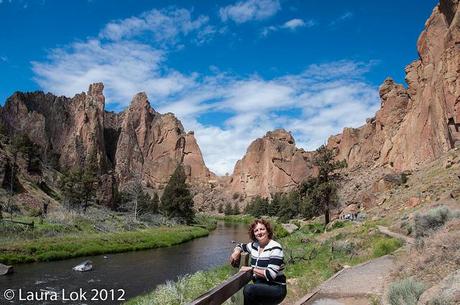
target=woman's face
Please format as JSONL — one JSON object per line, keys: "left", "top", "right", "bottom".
{"left": 253, "top": 223, "right": 269, "bottom": 244}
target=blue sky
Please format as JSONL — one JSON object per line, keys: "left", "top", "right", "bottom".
{"left": 0, "top": 0, "right": 438, "bottom": 175}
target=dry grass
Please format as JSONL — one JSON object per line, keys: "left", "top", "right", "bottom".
{"left": 395, "top": 218, "right": 460, "bottom": 287}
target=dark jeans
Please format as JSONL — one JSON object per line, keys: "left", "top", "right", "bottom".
{"left": 243, "top": 281, "right": 287, "bottom": 305}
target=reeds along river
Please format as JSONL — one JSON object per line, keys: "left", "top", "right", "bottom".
{"left": 0, "top": 222, "right": 249, "bottom": 305}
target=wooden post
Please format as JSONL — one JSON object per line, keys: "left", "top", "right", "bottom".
{"left": 232, "top": 252, "right": 249, "bottom": 305}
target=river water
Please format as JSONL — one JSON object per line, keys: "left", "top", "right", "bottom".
{"left": 0, "top": 222, "right": 249, "bottom": 305}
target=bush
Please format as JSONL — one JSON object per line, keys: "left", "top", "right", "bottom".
{"left": 429, "top": 295, "right": 452, "bottom": 305}
{"left": 372, "top": 238, "right": 402, "bottom": 257}
{"left": 414, "top": 206, "right": 457, "bottom": 239}
{"left": 387, "top": 278, "right": 425, "bottom": 305}
{"left": 273, "top": 223, "right": 289, "bottom": 239}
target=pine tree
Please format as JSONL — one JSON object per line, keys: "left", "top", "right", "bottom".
{"left": 160, "top": 165, "right": 195, "bottom": 224}
{"left": 233, "top": 202, "right": 240, "bottom": 215}
{"left": 277, "top": 191, "right": 300, "bottom": 223}
{"left": 60, "top": 167, "right": 97, "bottom": 213}
{"left": 269, "top": 193, "right": 282, "bottom": 216}
{"left": 306, "top": 145, "right": 347, "bottom": 225}
{"left": 224, "top": 202, "right": 233, "bottom": 215}
{"left": 151, "top": 192, "right": 159, "bottom": 214}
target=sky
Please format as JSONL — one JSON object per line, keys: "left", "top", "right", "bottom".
{"left": 0, "top": 0, "right": 438, "bottom": 175}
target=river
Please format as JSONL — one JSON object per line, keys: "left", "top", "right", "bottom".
{"left": 0, "top": 222, "right": 249, "bottom": 305}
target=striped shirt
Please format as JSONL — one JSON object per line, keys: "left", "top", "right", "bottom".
{"left": 236, "top": 239, "right": 286, "bottom": 285}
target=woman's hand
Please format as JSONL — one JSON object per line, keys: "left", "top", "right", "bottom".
{"left": 229, "top": 250, "right": 241, "bottom": 267}
{"left": 239, "top": 266, "right": 252, "bottom": 273}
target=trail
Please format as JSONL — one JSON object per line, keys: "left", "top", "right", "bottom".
{"left": 291, "top": 226, "right": 410, "bottom": 305}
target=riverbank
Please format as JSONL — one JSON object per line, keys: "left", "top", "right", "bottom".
{"left": 0, "top": 207, "right": 218, "bottom": 264}
{"left": 0, "top": 225, "right": 210, "bottom": 264}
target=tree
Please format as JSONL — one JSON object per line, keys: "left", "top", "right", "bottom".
{"left": 224, "top": 202, "right": 233, "bottom": 215}
{"left": 12, "top": 134, "right": 41, "bottom": 174}
{"left": 151, "top": 192, "right": 160, "bottom": 214}
{"left": 276, "top": 191, "right": 300, "bottom": 223}
{"left": 60, "top": 168, "right": 97, "bottom": 212}
{"left": 245, "top": 196, "right": 269, "bottom": 217}
{"left": 233, "top": 202, "right": 240, "bottom": 215}
{"left": 268, "top": 193, "right": 283, "bottom": 216}
{"left": 160, "top": 165, "right": 195, "bottom": 224}
{"left": 303, "top": 145, "right": 346, "bottom": 225}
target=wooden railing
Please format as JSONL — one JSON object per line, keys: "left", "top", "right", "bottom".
{"left": 186, "top": 253, "right": 251, "bottom": 305}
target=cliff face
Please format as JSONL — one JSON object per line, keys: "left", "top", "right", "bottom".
{"left": 114, "top": 92, "right": 213, "bottom": 189}
{"left": 328, "top": 0, "right": 460, "bottom": 171}
{"left": 0, "top": 84, "right": 212, "bottom": 204}
{"left": 1, "top": 83, "right": 108, "bottom": 171}
{"left": 229, "top": 129, "right": 315, "bottom": 199}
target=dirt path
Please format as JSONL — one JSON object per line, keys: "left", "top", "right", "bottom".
{"left": 291, "top": 226, "right": 412, "bottom": 305}
{"left": 377, "top": 226, "right": 415, "bottom": 245}
{"left": 292, "top": 255, "right": 397, "bottom": 305}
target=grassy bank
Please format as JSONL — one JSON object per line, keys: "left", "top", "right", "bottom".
{"left": 125, "top": 219, "right": 403, "bottom": 305}
{"left": 0, "top": 225, "right": 209, "bottom": 264}
{"left": 125, "top": 265, "right": 235, "bottom": 305}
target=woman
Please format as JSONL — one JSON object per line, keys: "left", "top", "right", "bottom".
{"left": 230, "top": 219, "right": 287, "bottom": 305}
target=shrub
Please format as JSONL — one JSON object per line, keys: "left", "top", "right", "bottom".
{"left": 387, "top": 278, "right": 425, "bottom": 305}
{"left": 429, "top": 295, "right": 452, "bottom": 305}
{"left": 274, "top": 223, "right": 289, "bottom": 239}
{"left": 372, "top": 238, "right": 402, "bottom": 257}
{"left": 428, "top": 295, "right": 454, "bottom": 305}
{"left": 414, "top": 206, "right": 456, "bottom": 239}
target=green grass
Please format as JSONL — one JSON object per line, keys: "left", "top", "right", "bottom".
{"left": 124, "top": 265, "right": 235, "bottom": 305}
{"left": 0, "top": 226, "right": 209, "bottom": 264}
{"left": 372, "top": 238, "right": 403, "bottom": 257}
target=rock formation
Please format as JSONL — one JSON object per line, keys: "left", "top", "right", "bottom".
{"left": 328, "top": 0, "right": 460, "bottom": 172}
{"left": 114, "top": 92, "right": 213, "bottom": 189}
{"left": 1, "top": 83, "right": 108, "bottom": 171}
{"left": 229, "top": 129, "right": 315, "bottom": 199}
{"left": 0, "top": 84, "right": 213, "bottom": 205}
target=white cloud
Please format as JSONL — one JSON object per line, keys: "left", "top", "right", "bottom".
{"left": 32, "top": 40, "right": 193, "bottom": 105}
{"left": 282, "top": 18, "right": 306, "bottom": 30}
{"left": 32, "top": 7, "right": 209, "bottom": 107}
{"left": 220, "top": 0, "right": 281, "bottom": 24}
{"left": 330, "top": 11, "right": 354, "bottom": 26}
{"left": 262, "top": 18, "right": 315, "bottom": 36}
{"left": 99, "top": 8, "right": 212, "bottom": 46}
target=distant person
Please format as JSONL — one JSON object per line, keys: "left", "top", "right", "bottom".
{"left": 230, "top": 219, "right": 287, "bottom": 305}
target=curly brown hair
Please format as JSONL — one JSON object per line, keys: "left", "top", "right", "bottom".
{"left": 248, "top": 219, "right": 273, "bottom": 241}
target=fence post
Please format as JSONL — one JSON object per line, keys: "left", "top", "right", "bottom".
{"left": 231, "top": 253, "right": 249, "bottom": 305}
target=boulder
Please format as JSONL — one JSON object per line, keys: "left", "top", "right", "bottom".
{"left": 281, "top": 223, "right": 299, "bottom": 234}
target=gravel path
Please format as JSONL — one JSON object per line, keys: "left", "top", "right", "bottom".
{"left": 292, "top": 226, "right": 412, "bottom": 305}
{"left": 294, "top": 255, "right": 398, "bottom": 305}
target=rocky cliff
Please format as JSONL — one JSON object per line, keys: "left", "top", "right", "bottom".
{"left": 328, "top": 0, "right": 460, "bottom": 171}
{"left": 0, "top": 84, "right": 212, "bottom": 205}
{"left": 114, "top": 92, "right": 213, "bottom": 189}
{"left": 229, "top": 129, "right": 315, "bottom": 199}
